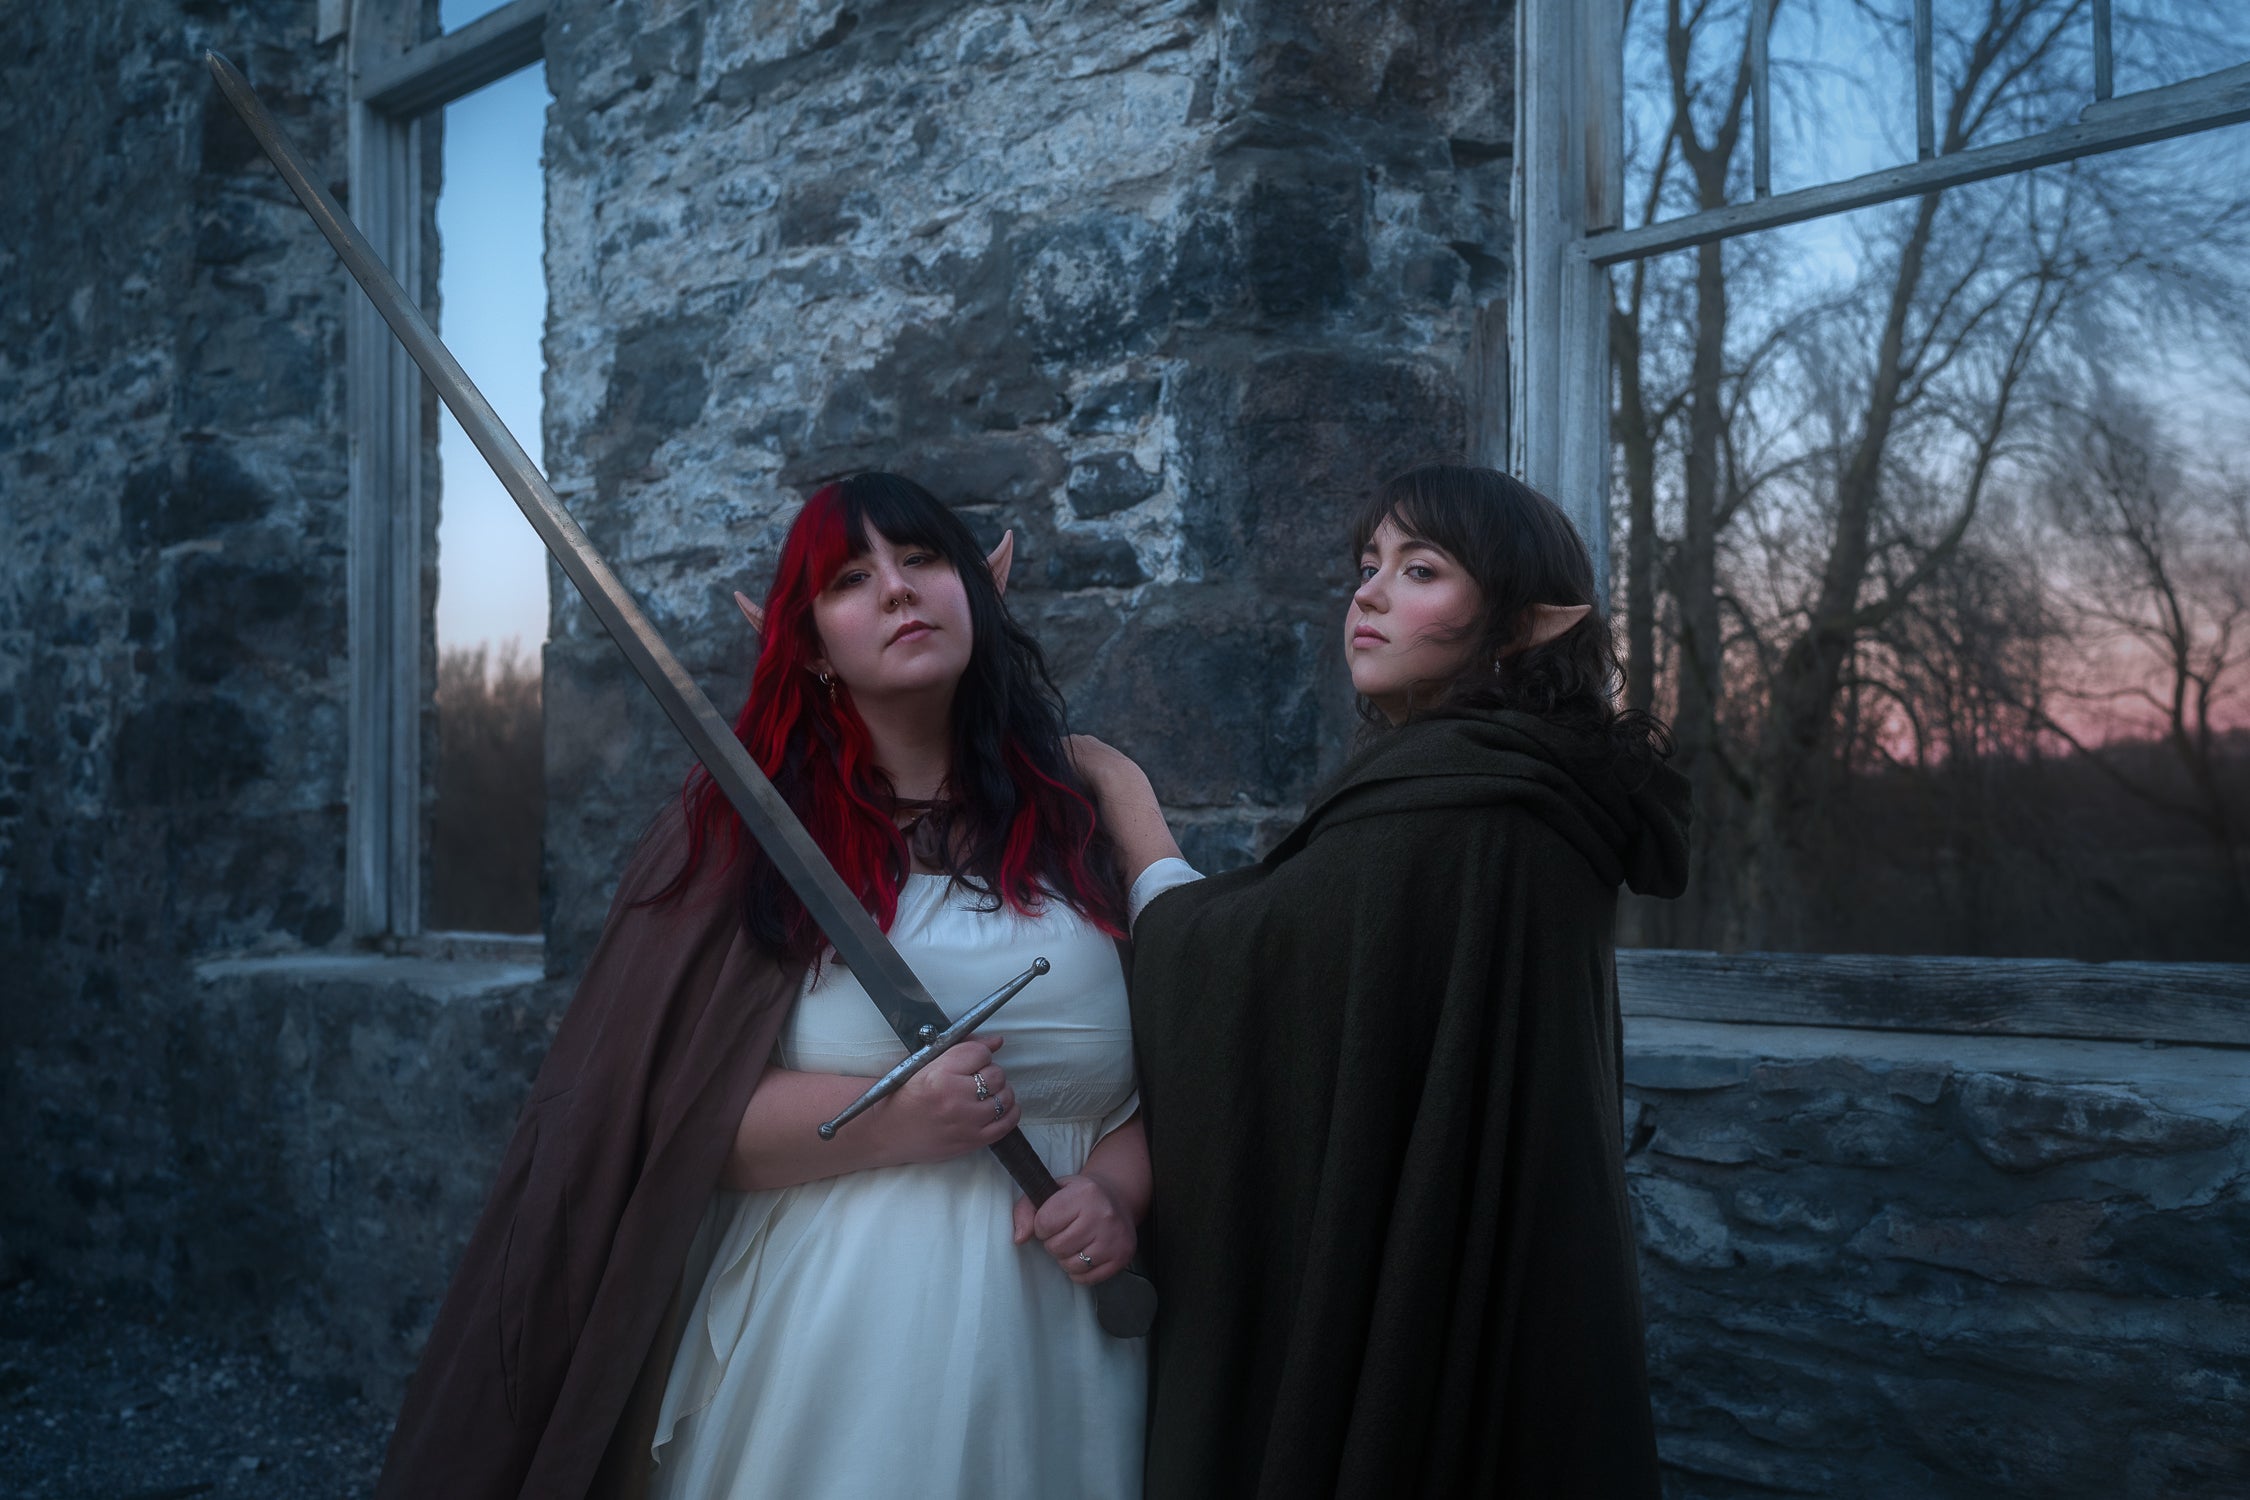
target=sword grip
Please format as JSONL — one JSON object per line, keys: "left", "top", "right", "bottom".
{"left": 988, "top": 1128, "right": 1062, "bottom": 1205}
{"left": 987, "top": 1129, "right": 1157, "bottom": 1338}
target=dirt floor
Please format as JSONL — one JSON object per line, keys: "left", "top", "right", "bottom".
{"left": 0, "top": 1276, "right": 392, "bottom": 1499}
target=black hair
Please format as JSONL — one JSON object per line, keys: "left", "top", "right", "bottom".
{"left": 1350, "top": 463, "right": 1674, "bottom": 768}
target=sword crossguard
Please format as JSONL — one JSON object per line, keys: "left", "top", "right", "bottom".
{"left": 817, "top": 958, "right": 1050, "bottom": 1140}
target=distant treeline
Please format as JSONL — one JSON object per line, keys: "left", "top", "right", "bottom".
{"left": 424, "top": 639, "right": 2245, "bottom": 958}
{"left": 429, "top": 642, "right": 542, "bottom": 935}
{"left": 1627, "top": 733, "right": 2250, "bottom": 962}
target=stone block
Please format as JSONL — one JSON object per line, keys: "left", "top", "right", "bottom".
{"left": 122, "top": 440, "right": 275, "bottom": 549}
{"left": 1066, "top": 451, "right": 1161, "bottom": 518}
{"left": 1009, "top": 210, "right": 1170, "bottom": 362}
{"left": 1066, "top": 376, "right": 1160, "bottom": 435}
{"left": 113, "top": 697, "right": 266, "bottom": 808}
{"left": 1955, "top": 1073, "right": 2232, "bottom": 1173}
{"left": 2096, "top": 1200, "right": 2250, "bottom": 1299}
{"left": 1171, "top": 809, "right": 1303, "bottom": 875}
{"left": 1041, "top": 534, "right": 1147, "bottom": 591}
{"left": 905, "top": 433, "right": 1069, "bottom": 511}
{"left": 171, "top": 552, "right": 314, "bottom": 685}
{"left": 1853, "top": 1198, "right": 2109, "bottom": 1288}
{"left": 173, "top": 957, "right": 565, "bottom": 1403}
{"left": 1732, "top": 1181, "right": 1860, "bottom": 1237}
{"left": 1631, "top": 1174, "right": 1736, "bottom": 1270}
{"left": 1626, "top": 1049, "right": 1756, "bottom": 1092}
{"left": 1172, "top": 349, "right": 1465, "bottom": 589}
{"left": 1236, "top": 155, "right": 1369, "bottom": 325}
{"left": 1649, "top": 1124, "right": 1761, "bottom": 1165}
{"left": 586, "top": 312, "right": 720, "bottom": 492}
{"left": 1064, "top": 584, "right": 1342, "bottom": 808}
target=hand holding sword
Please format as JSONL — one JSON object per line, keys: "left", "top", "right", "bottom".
{"left": 816, "top": 957, "right": 1049, "bottom": 1139}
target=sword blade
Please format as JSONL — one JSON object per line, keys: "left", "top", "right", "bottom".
{"left": 201, "top": 49, "right": 1066, "bottom": 1191}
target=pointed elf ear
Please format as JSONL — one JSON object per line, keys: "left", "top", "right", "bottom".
{"left": 733, "top": 590, "right": 767, "bottom": 638}
{"left": 986, "top": 530, "right": 1015, "bottom": 597}
{"left": 1522, "top": 602, "right": 1592, "bottom": 651}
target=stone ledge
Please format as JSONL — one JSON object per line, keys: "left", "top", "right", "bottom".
{"left": 1620, "top": 949, "right": 2250, "bottom": 1048}
{"left": 1624, "top": 1014, "right": 2250, "bottom": 1119}
{"left": 161, "top": 960, "right": 570, "bottom": 1409}
{"left": 193, "top": 951, "right": 546, "bottom": 1004}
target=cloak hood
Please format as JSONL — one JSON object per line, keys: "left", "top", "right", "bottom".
{"left": 1269, "top": 708, "right": 1691, "bottom": 898}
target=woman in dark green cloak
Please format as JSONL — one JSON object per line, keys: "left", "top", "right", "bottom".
{"left": 1114, "top": 464, "right": 1691, "bottom": 1498}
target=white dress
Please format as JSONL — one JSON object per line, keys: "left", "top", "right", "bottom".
{"left": 647, "top": 872, "right": 1149, "bottom": 1500}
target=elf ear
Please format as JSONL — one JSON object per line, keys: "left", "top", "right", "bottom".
{"left": 1523, "top": 602, "right": 1592, "bottom": 650}
{"left": 733, "top": 591, "right": 767, "bottom": 638}
{"left": 986, "top": 529, "right": 1015, "bottom": 597}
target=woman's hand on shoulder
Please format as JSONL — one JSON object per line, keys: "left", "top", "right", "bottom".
{"left": 1065, "top": 734, "right": 1183, "bottom": 885}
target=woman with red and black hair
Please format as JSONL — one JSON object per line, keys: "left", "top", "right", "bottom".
{"left": 376, "top": 472, "right": 1183, "bottom": 1500}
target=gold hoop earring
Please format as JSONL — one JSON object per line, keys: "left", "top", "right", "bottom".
{"left": 817, "top": 671, "right": 838, "bottom": 701}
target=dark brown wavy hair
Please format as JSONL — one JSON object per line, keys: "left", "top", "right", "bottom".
{"left": 1351, "top": 463, "right": 1673, "bottom": 768}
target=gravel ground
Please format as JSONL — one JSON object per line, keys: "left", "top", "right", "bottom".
{"left": 0, "top": 1278, "right": 393, "bottom": 1500}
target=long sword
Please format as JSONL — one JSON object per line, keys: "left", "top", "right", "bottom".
{"left": 205, "top": 51, "right": 1154, "bottom": 1339}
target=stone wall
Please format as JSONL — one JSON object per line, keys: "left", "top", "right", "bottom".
{"left": 0, "top": 0, "right": 439, "bottom": 1294}
{"left": 176, "top": 951, "right": 560, "bottom": 1409}
{"left": 534, "top": 0, "right": 1514, "bottom": 971}
{"left": 108, "top": 946, "right": 2250, "bottom": 1500}
{"left": 3, "top": 0, "right": 347, "bottom": 1288}
{"left": 1624, "top": 1006, "right": 2250, "bottom": 1497}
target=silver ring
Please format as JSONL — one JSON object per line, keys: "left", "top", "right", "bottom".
{"left": 993, "top": 1099, "right": 1006, "bottom": 1119}
{"left": 974, "top": 1073, "right": 991, "bottom": 1101}
{"left": 1077, "top": 1251, "right": 1094, "bottom": 1266}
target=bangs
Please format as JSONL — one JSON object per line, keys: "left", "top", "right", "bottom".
{"left": 834, "top": 473, "right": 965, "bottom": 568}
{"left": 1350, "top": 482, "right": 1464, "bottom": 565}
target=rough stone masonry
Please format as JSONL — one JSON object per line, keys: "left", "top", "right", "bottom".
{"left": 532, "top": 0, "right": 1514, "bottom": 970}
{"left": 0, "top": 0, "right": 442, "bottom": 1299}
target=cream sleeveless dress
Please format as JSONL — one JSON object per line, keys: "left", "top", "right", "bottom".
{"left": 646, "top": 873, "right": 1148, "bottom": 1500}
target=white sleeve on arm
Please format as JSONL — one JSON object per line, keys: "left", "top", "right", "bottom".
{"left": 1127, "top": 855, "right": 1203, "bottom": 930}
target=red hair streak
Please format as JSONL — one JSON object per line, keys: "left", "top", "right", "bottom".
{"left": 654, "top": 481, "right": 1123, "bottom": 958}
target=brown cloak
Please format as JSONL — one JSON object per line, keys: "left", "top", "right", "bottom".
{"left": 377, "top": 813, "right": 802, "bottom": 1499}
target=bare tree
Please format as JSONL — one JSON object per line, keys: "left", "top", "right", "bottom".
{"left": 1614, "top": 0, "right": 2250, "bottom": 948}
{"left": 2030, "top": 407, "right": 2250, "bottom": 917}
{"left": 430, "top": 639, "right": 545, "bottom": 933}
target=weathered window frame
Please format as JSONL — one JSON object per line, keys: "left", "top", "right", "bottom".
{"left": 1510, "top": 0, "right": 2250, "bottom": 600}
{"left": 341, "top": 0, "right": 547, "bottom": 939}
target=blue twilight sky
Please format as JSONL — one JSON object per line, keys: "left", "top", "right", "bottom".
{"left": 433, "top": 0, "right": 550, "bottom": 665}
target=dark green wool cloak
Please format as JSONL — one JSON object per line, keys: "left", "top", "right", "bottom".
{"left": 1130, "top": 709, "right": 1690, "bottom": 1499}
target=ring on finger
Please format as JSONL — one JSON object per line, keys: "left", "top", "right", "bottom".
{"left": 993, "top": 1099, "right": 1006, "bottom": 1119}
{"left": 973, "top": 1072, "right": 991, "bottom": 1101}
{"left": 1076, "top": 1250, "right": 1094, "bottom": 1267}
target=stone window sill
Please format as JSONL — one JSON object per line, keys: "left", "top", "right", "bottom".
{"left": 193, "top": 934, "right": 545, "bottom": 1004}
